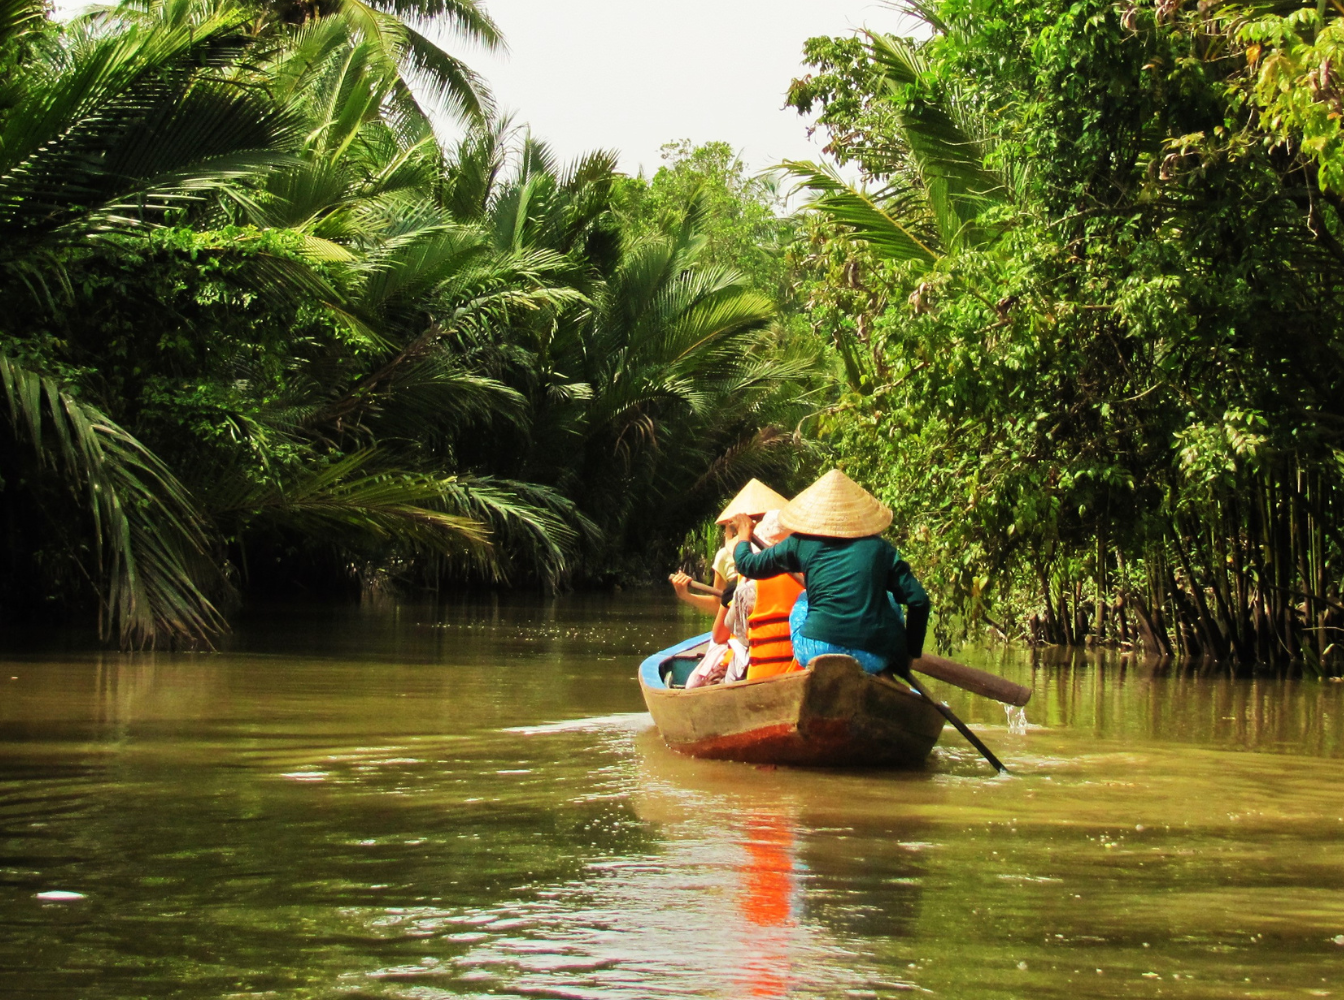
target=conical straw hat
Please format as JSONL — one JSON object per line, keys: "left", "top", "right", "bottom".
{"left": 716, "top": 479, "right": 790, "bottom": 524}
{"left": 778, "top": 469, "right": 891, "bottom": 538}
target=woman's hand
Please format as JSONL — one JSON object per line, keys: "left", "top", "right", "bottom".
{"left": 725, "top": 513, "right": 754, "bottom": 545}
{"left": 669, "top": 571, "right": 719, "bottom": 615}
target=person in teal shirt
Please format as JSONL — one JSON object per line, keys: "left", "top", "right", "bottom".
{"left": 726, "top": 469, "right": 929, "bottom": 676}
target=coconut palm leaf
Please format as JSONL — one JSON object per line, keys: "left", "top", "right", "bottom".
{"left": 435, "top": 475, "right": 593, "bottom": 586}
{"left": 0, "top": 353, "right": 224, "bottom": 648}
{"left": 0, "top": 0, "right": 45, "bottom": 45}
{"left": 782, "top": 159, "right": 941, "bottom": 264}
{"left": 368, "top": 354, "right": 527, "bottom": 440}
{"left": 394, "top": 20, "right": 493, "bottom": 122}
{"left": 306, "top": 223, "right": 582, "bottom": 432}
{"left": 209, "top": 448, "right": 492, "bottom": 554}
{"left": 865, "top": 31, "right": 1003, "bottom": 246}
{"left": 0, "top": 7, "right": 300, "bottom": 264}
{"left": 365, "top": 0, "right": 502, "bottom": 48}
{"left": 441, "top": 122, "right": 508, "bottom": 222}
{"left": 257, "top": 0, "right": 499, "bottom": 123}
{"left": 207, "top": 452, "right": 589, "bottom": 586}
{"left": 782, "top": 29, "right": 1008, "bottom": 264}
{"left": 577, "top": 223, "right": 776, "bottom": 448}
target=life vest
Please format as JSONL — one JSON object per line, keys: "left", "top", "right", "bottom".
{"left": 745, "top": 574, "right": 804, "bottom": 680}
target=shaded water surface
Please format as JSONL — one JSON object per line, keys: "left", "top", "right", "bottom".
{"left": 2, "top": 593, "right": 1343, "bottom": 998}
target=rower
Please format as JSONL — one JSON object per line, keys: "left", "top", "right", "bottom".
{"left": 729, "top": 469, "right": 929, "bottom": 677}
{"left": 668, "top": 478, "right": 788, "bottom": 618}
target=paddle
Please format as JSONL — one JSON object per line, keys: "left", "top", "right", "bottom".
{"left": 909, "top": 653, "right": 1031, "bottom": 708}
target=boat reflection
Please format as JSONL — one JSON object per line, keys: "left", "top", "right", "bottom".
{"left": 334, "top": 721, "right": 943, "bottom": 999}
{"left": 630, "top": 727, "right": 939, "bottom": 998}
{"left": 735, "top": 811, "right": 797, "bottom": 997}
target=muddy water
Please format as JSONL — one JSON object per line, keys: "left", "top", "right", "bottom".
{"left": 1, "top": 592, "right": 1342, "bottom": 999}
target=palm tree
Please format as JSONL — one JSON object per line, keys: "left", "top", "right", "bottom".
{"left": 0, "top": 2, "right": 577, "bottom": 637}
{"left": 514, "top": 203, "right": 815, "bottom": 561}
{"left": 0, "top": 0, "right": 303, "bottom": 645}
{"left": 254, "top": 0, "right": 502, "bottom": 123}
{"left": 0, "top": 0, "right": 816, "bottom": 632}
{"left": 177, "top": 46, "right": 602, "bottom": 586}
{"left": 782, "top": 30, "right": 1009, "bottom": 270}
{"left": 0, "top": 0, "right": 302, "bottom": 301}
{"left": 95, "top": 0, "right": 502, "bottom": 122}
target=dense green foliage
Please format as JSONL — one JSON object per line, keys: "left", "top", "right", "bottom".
{"left": 788, "top": 0, "right": 1344, "bottom": 671}
{"left": 10, "top": 0, "right": 1341, "bottom": 671}
{"left": 614, "top": 141, "right": 797, "bottom": 304}
{"left": 0, "top": 0, "right": 813, "bottom": 646}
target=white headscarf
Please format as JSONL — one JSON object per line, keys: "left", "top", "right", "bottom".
{"left": 755, "top": 509, "right": 791, "bottom": 547}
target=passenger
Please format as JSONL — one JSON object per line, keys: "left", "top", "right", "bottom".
{"left": 721, "top": 510, "right": 805, "bottom": 681}
{"left": 668, "top": 478, "right": 789, "bottom": 617}
{"left": 668, "top": 569, "right": 725, "bottom": 618}
{"left": 684, "top": 580, "right": 748, "bottom": 688}
{"left": 687, "top": 510, "right": 795, "bottom": 687}
{"left": 728, "top": 469, "right": 929, "bottom": 677}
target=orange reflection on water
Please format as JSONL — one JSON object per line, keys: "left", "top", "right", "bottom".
{"left": 735, "top": 812, "right": 797, "bottom": 998}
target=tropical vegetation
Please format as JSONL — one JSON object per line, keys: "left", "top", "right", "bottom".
{"left": 8, "top": 0, "right": 1344, "bottom": 675}
{"left": 786, "top": 0, "right": 1344, "bottom": 673}
{"left": 0, "top": 0, "right": 815, "bottom": 646}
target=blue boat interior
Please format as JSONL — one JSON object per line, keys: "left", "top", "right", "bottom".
{"left": 639, "top": 632, "right": 711, "bottom": 690}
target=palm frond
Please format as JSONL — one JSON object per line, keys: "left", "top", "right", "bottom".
{"left": 210, "top": 448, "right": 493, "bottom": 556}
{"left": 866, "top": 31, "right": 1004, "bottom": 246}
{"left": 782, "top": 159, "right": 941, "bottom": 264}
{"left": 0, "top": 353, "right": 224, "bottom": 648}
{"left": 0, "top": 13, "right": 300, "bottom": 257}
{"left": 442, "top": 122, "right": 508, "bottom": 221}
{"left": 390, "top": 17, "right": 494, "bottom": 122}
{"left": 436, "top": 476, "right": 592, "bottom": 587}
{"left": 366, "top": 0, "right": 503, "bottom": 50}
{"left": 0, "top": 0, "right": 46, "bottom": 46}
{"left": 372, "top": 354, "right": 528, "bottom": 439}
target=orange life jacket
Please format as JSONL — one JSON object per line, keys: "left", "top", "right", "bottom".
{"left": 745, "top": 574, "right": 804, "bottom": 680}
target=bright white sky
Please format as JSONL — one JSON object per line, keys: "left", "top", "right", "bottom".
{"left": 54, "top": 0, "right": 916, "bottom": 177}
{"left": 459, "top": 0, "right": 907, "bottom": 176}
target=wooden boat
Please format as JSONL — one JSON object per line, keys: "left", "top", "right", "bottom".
{"left": 638, "top": 633, "right": 946, "bottom": 767}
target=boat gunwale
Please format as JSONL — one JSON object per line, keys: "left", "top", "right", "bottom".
{"left": 638, "top": 633, "right": 825, "bottom": 697}
{"left": 638, "top": 633, "right": 931, "bottom": 707}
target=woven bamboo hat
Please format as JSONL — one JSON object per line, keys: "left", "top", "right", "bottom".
{"left": 778, "top": 469, "right": 892, "bottom": 538}
{"left": 715, "top": 479, "right": 790, "bottom": 524}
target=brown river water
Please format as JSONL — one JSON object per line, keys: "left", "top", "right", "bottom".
{"left": 1, "top": 592, "right": 1342, "bottom": 999}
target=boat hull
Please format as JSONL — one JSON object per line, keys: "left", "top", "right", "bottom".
{"left": 639, "top": 636, "right": 945, "bottom": 767}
